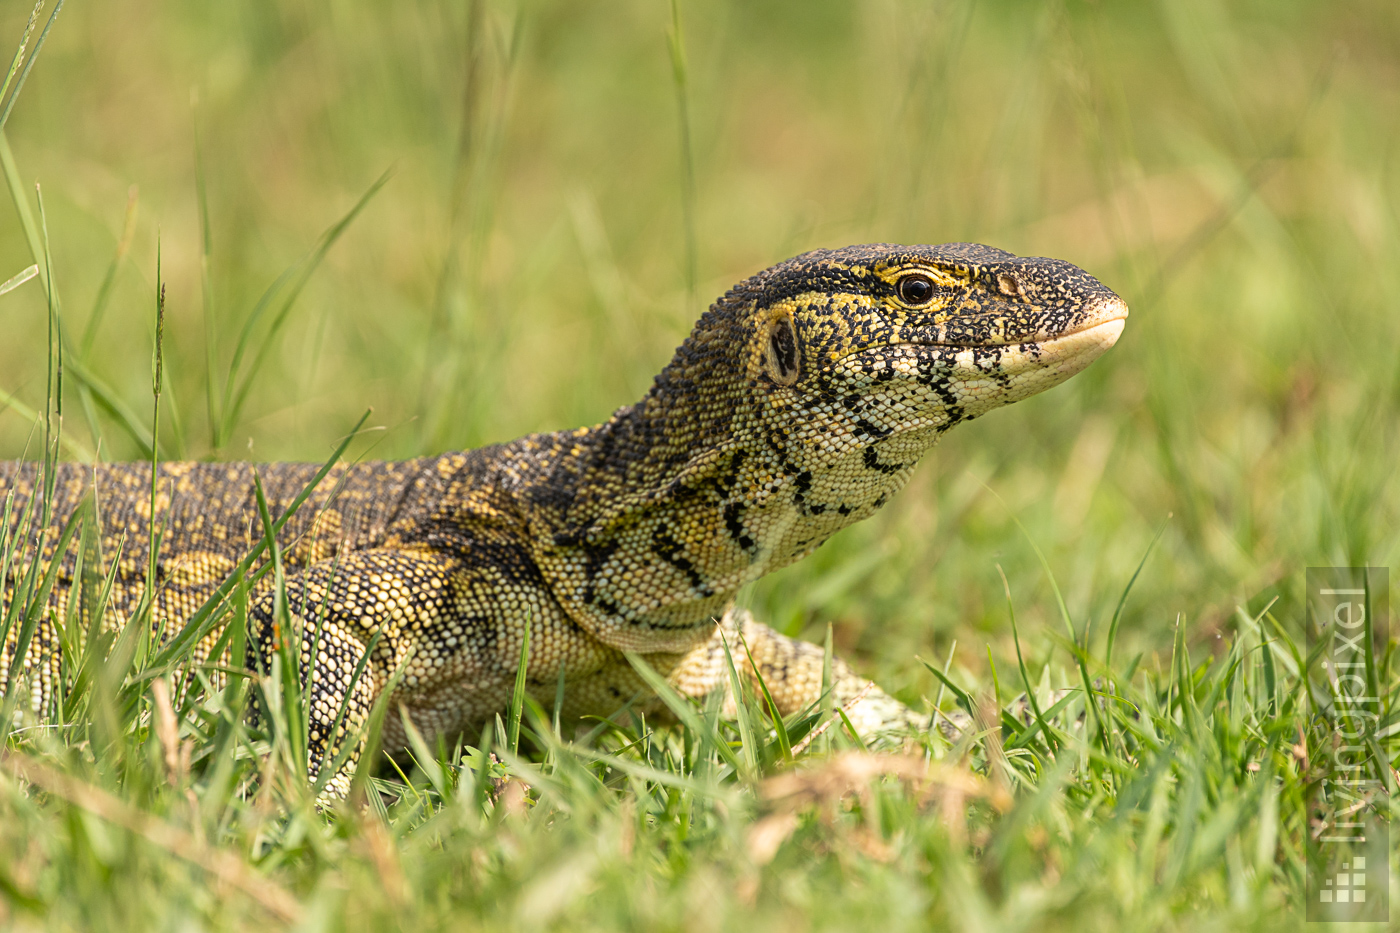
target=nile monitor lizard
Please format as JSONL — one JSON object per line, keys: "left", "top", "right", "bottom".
{"left": 1, "top": 243, "right": 1126, "bottom": 797}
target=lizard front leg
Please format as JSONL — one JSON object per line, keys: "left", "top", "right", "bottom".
{"left": 246, "top": 545, "right": 620, "bottom": 798}
{"left": 247, "top": 547, "right": 515, "bottom": 799}
{"left": 668, "top": 608, "right": 928, "bottom": 739}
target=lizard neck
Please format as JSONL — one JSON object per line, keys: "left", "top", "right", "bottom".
{"left": 516, "top": 378, "right": 948, "bottom": 653}
{"left": 504, "top": 264, "right": 965, "bottom": 652}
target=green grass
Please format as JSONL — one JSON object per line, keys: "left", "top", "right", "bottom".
{"left": 0, "top": 0, "right": 1398, "bottom": 929}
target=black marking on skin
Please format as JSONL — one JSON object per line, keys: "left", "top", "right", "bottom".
{"left": 525, "top": 476, "right": 577, "bottom": 513}
{"left": 853, "top": 418, "right": 891, "bottom": 439}
{"left": 717, "top": 450, "right": 747, "bottom": 494}
{"left": 927, "top": 377, "right": 957, "bottom": 407}
{"left": 579, "top": 538, "right": 621, "bottom": 606}
{"left": 914, "top": 377, "right": 966, "bottom": 425}
{"left": 791, "top": 469, "right": 828, "bottom": 514}
{"left": 723, "top": 501, "right": 757, "bottom": 552}
{"left": 763, "top": 427, "right": 799, "bottom": 476}
{"left": 972, "top": 346, "right": 1004, "bottom": 370}
{"left": 651, "top": 526, "right": 712, "bottom": 596}
{"left": 667, "top": 480, "right": 702, "bottom": 502}
{"left": 862, "top": 446, "right": 903, "bottom": 475}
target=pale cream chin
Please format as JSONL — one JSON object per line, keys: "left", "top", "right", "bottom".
{"left": 1024, "top": 318, "right": 1124, "bottom": 391}
{"left": 951, "top": 317, "right": 1126, "bottom": 416}
{"left": 1040, "top": 317, "right": 1126, "bottom": 368}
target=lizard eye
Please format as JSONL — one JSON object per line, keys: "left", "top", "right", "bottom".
{"left": 897, "top": 273, "right": 936, "bottom": 306}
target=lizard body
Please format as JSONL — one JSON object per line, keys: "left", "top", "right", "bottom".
{"left": 1, "top": 243, "right": 1126, "bottom": 796}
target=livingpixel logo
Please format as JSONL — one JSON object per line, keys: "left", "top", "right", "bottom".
{"left": 1305, "top": 567, "right": 1390, "bottom": 923}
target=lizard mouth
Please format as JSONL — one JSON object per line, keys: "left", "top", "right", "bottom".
{"left": 975, "top": 302, "right": 1127, "bottom": 384}
{"left": 1020, "top": 297, "right": 1128, "bottom": 366}
{"left": 1038, "top": 295, "right": 1129, "bottom": 346}
{"left": 916, "top": 294, "right": 1130, "bottom": 350}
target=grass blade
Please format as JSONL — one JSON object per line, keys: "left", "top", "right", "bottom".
{"left": 739, "top": 633, "right": 791, "bottom": 763}
{"left": 1104, "top": 516, "right": 1169, "bottom": 674}
{"left": 623, "top": 651, "right": 741, "bottom": 772}
{"left": 997, "top": 564, "right": 1054, "bottom": 754}
{"left": 80, "top": 185, "right": 139, "bottom": 357}
{"left": 0, "top": 263, "right": 37, "bottom": 297}
{"left": 718, "top": 626, "right": 757, "bottom": 775}
{"left": 146, "top": 409, "right": 370, "bottom": 670}
{"left": 216, "top": 170, "right": 391, "bottom": 449}
{"left": 0, "top": 0, "right": 63, "bottom": 134}
{"left": 507, "top": 615, "right": 530, "bottom": 756}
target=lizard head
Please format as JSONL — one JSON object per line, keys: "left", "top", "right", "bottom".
{"left": 537, "top": 243, "right": 1126, "bottom": 646}
{"left": 742, "top": 242, "right": 1127, "bottom": 432}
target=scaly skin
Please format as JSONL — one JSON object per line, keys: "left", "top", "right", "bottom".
{"left": 1, "top": 243, "right": 1127, "bottom": 797}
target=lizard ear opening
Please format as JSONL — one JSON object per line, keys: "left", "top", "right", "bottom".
{"left": 763, "top": 315, "right": 801, "bottom": 386}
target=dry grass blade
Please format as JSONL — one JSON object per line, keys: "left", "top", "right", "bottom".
{"left": 747, "top": 752, "right": 1005, "bottom": 863}
{"left": 757, "top": 751, "right": 992, "bottom": 810}
{"left": 0, "top": 753, "right": 303, "bottom": 924}
{"left": 0, "top": 262, "right": 37, "bottom": 297}
{"left": 149, "top": 678, "right": 187, "bottom": 787}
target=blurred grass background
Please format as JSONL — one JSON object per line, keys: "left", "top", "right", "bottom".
{"left": 0, "top": 0, "right": 1397, "bottom": 757}
{"left": 1, "top": 1, "right": 1399, "bottom": 930}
